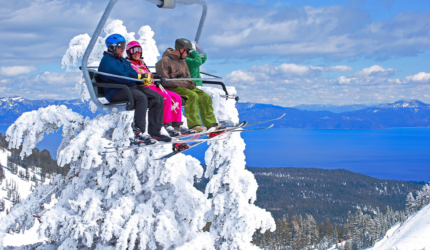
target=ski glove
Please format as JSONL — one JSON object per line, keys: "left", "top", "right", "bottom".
{"left": 153, "top": 75, "right": 166, "bottom": 88}
{"left": 138, "top": 73, "right": 152, "bottom": 86}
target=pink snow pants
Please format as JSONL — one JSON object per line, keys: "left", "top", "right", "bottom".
{"left": 147, "top": 85, "right": 182, "bottom": 124}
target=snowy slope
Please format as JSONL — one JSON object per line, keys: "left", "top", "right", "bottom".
{"left": 369, "top": 204, "right": 430, "bottom": 250}
{"left": 0, "top": 148, "right": 52, "bottom": 247}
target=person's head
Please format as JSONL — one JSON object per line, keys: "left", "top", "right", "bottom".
{"left": 105, "top": 34, "right": 126, "bottom": 57}
{"left": 126, "top": 41, "right": 143, "bottom": 61}
{"left": 174, "top": 38, "right": 193, "bottom": 59}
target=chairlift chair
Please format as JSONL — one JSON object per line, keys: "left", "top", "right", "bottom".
{"left": 81, "top": 0, "right": 238, "bottom": 113}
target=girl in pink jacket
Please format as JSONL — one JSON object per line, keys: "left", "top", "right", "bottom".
{"left": 126, "top": 41, "right": 184, "bottom": 136}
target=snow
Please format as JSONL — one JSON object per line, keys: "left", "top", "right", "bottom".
{"left": 368, "top": 204, "right": 430, "bottom": 250}
{"left": 0, "top": 148, "right": 54, "bottom": 247}
{"left": 0, "top": 148, "right": 8, "bottom": 167}
{"left": 376, "top": 100, "right": 430, "bottom": 109}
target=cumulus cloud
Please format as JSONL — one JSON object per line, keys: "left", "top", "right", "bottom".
{"left": 0, "top": 66, "right": 38, "bottom": 77}
{"left": 336, "top": 65, "right": 397, "bottom": 85}
{"left": 227, "top": 63, "right": 353, "bottom": 85}
{"left": 225, "top": 63, "right": 430, "bottom": 106}
{"left": 2, "top": 0, "right": 430, "bottom": 65}
{"left": 0, "top": 71, "right": 80, "bottom": 99}
{"left": 405, "top": 72, "right": 430, "bottom": 83}
{"left": 200, "top": 3, "right": 430, "bottom": 61}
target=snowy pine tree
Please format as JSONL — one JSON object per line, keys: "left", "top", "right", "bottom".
{"left": 203, "top": 106, "right": 275, "bottom": 249}
{"left": 0, "top": 164, "right": 4, "bottom": 184}
{"left": 0, "top": 199, "right": 5, "bottom": 212}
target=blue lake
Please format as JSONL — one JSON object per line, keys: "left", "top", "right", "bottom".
{"left": 1, "top": 125, "right": 429, "bottom": 182}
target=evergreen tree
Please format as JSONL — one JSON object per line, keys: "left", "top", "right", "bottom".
{"left": 0, "top": 164, "right": 4, "bottom": 184}
{"left": 0, "top": 199, "right": 5, "bottom": 212}
{"left": 406, "top": 192, "right": 416, "bottom": 213}
{"left": 7, "top": 189, "right": 12, "bottom": 200}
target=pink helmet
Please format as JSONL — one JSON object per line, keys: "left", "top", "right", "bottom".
{"left": 126, "top": 41, "right": 142, "bottom": 59}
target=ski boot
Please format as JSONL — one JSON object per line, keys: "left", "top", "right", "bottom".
{"left": 164, "top": 125, "right": 180, "bottom": 137}
{"left": 175, "top": 126, "right": 197, "bottom": 135}
{"left": 173, "top": 143, "right": 190, "bottom": 153}
{"left": 151, "top": 132, "right": 172, "bottom": 142}
{"left": 190, "top": 125, "right": 207, "bottom": 133}
{"left": 131, "top": 122, "right": 157, "bottom": 145}
{"left": 208, "top": 123, "right": 226, "bottom": 138}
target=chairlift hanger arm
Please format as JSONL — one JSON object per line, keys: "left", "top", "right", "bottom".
{"left": 147, "top": 0, "right": 207, "bottom": 42}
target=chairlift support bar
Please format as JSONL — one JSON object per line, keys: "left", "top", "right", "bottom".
{"left": 80, "top": 67, "right": 235, "bottom": 100}
{"left": 81, "top": 0, "right": 208, "bottom": 113}
{"left": 88, "top": 69, "right": 222, "bottom": 83}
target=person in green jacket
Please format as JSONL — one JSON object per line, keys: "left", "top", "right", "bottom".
{"left": 155, "top": 38, "right": 220, "bottom": 132}
{"left": 185, "top": 43, "right": 207, "bottom": 87}
{"left": 186, "top": 41, "right": 233, "bottom": 127}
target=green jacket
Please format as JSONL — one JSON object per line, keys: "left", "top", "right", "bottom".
{"left": 185, "top": 50, "right": 207, "bottom": 87}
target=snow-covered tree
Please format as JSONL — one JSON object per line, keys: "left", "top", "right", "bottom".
{"left": 0, "top": 199, "right": 5, "bottom": 212}
{"left": 203, "top": 94, "right": 276, "bottom": 249}
{"left": 406, "top": 192, "right": 416, "bottom": 213}
{"left": 0, "top": 20, "right": 274, "bottom": 250}
{"left": 0, "top": 164, "right": 4, "bottom": 183}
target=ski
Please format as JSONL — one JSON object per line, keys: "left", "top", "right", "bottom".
{"left": 175, "top": 126, "right": 217, "bottom": 139}
{"left": 156, "top": 121, "right": 249, "bottom": 160}
{"left": 176, "top": 113, "right": 283, "bottom": 141}
{"left": 176, "top": 121, "right": 248, "bottom": 140}
{"left": 232, "top": 124, "right": 274, "bottom": 132}
{"left": 243, "top": 113, "right": 285, "bottom": 128}
{"left": 102, "top": 135, "right": 223, "bottom": 155}
{"left": 104, "top": 134, "right": 200, "bottom": 150}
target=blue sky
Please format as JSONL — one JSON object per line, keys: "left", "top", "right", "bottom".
{"left": 0, "top": 0, "right": 430, "bottom": 106}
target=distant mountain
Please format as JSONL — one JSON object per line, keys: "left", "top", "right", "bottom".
{"left": 237, "top": 100, "right": 430, "bottom": 129}
{"left": 2, "top": 97, "right": 430, "bottom": 129}
{"left": 293, "top": 104, "right": 369, "bottom": 113}
{"left": 195, "top": 166, "right": 424, "bottom": 225}
{"left": 0, "top": 96, "right": 103, "bottom": 125}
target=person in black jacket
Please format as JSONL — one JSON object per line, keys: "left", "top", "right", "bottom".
{"left": 98, "top": 34, "right": 170, "bottom": 144}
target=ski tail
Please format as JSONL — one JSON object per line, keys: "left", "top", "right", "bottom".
{"left": 244, "top": 113, "right": 285, "bottom": 127}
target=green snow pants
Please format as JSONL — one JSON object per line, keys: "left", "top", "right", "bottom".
{"left": 172, "top": 86, "right": 217, "bottom": 128}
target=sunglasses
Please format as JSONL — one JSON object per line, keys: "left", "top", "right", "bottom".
{"left": 130, "top": 46, "right": 142, "bottom": 54}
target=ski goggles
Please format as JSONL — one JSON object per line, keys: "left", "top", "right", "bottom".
{"left": 116, "top": 41, "right": 126, "bottom": 49}
{"left": 129, "top": 46, "right": 142, "bottom": 54}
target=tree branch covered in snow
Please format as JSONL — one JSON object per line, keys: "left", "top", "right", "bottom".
{"left": 6, "top": 105, "right": 84, "bottom": 159}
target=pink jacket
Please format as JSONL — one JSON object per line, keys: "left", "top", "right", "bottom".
{"left": 127, "top": 59, "right": 154, "bottom": 87}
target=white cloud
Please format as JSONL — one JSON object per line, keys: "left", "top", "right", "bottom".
{"left": 354, "top": 65, "right": 396, "bottom": 77}
{"left": 2, "top": 1, "right": 430, "bottom": 65}
{"left": 227, "top": 63, "right": 354, "bottom": 84}
{"left": 325, "top": 65, "right": 353, "bottom": 72}
{"left": 0, "top": 71, "right": 80, "bottom": 99}
{"left": 225, "top": 63, "right": 430, "bottom": 106}
{"left": 337, "top": 65, "right": 397, "bottom": 85}
{"left": 0, "top": 66, "right": 38, "bottom": 77}
{"left": 405, "top": 72, "right": 430, "bottom": 83}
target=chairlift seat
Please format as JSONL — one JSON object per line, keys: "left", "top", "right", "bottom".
{"left": 88, "top": 71, "right": 135, "bottom": 110}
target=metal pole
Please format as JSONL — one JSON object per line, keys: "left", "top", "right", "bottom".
{"left": 81, "top": 0, "right": 122, "bottom": 112}
{"left": 194, "top": 1, "right": 207, "bottom": 43}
